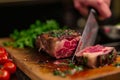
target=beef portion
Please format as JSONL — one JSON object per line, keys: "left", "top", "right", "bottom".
{"left": 36, "top": 29, "right": 81, "bottom": 59}
{"left": 76, "top": 45, "right": 117, "bottom": 68}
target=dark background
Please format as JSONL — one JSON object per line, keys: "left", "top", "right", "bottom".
{"left": 0, "top": 1, "right": 80, "bottom": 37}
{"left": 0, "top": 0, "right": 120, "bottom": 44}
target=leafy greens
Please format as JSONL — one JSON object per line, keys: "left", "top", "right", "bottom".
{"left": 4, "top": 20, "right": 67, "bottom": 48}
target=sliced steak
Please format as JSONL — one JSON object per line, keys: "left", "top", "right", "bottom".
{"left": 75, "top": 45, "right": 117, "bottom": 68}
{"left": 36, "top": 29, "right": 81, "bottom": 59}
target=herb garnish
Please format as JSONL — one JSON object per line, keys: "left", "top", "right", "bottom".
{"left": 4, "top": 20, "right": 67, "bottom": 48}
{"left": 53, "top": 70, "right": 66, "bottom": 77}
{"left": 53, "top": 60, "right": 83, "bottom": 77}
{"left": 49, "top": 29, "right": 75, "bottom": 38}
{"left": 114, "top": 62, "right": 120, "bottom": 68}
{"left": 108, "top": 53, "right": 114, "bottom": 59}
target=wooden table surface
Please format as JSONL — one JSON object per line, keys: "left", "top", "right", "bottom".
{"left": 1, "top": 38, "right": 120, "bottom": 80}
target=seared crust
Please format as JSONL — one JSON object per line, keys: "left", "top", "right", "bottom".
{"left": 36, "top": 29, "right": 81, "bottom": 59}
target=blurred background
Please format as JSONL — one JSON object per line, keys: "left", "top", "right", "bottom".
{"left": 0, "top": 0, "right": 120, "bottom": 43}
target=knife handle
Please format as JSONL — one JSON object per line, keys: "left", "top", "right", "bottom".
{"left": 89, "top": 8, "right": 99, "bottom": 23}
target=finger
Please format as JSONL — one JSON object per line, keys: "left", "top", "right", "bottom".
{"left": 96, "top": 0, "right": 112, "bottom": 18}
{"left": 99, "top": 0, "right": 111, "bottom": 20}
{"left": 104, "top": 0, "right": 111, "bottom": 6}
{"left": 84, "top": 0, "right": 111, "bottom": 19}
{"left": 97, "top": 3, "right": 112, "bottom": 20}
{"left": 74, "top": 0, "right": 89, "bottom": 16}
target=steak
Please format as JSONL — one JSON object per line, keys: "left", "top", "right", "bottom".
{"left": 36, "top": 29, "right": 81, "bottom": 59}
{"left": 76, "top": 45, "right": 117, "bottom": 68}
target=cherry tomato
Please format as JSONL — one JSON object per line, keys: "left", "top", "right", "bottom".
{"left": 0, "top": 47, "right": 7, "bottom": 56}
{"left": 0, "top": 55, "right": 9, "bottom": 65}
{"left": 0, "top": 69, "right": 10, "bottom": 80}
{"left": 3, "top": 62, "right": 16, "bottom": 74}
{"left": 0, "top": 47, "right": 9, "bottom": 64}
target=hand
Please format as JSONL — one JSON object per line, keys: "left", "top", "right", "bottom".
{"left": 73, "top": 0, "right": 112, "bottom": 20}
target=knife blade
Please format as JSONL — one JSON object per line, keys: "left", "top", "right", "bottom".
{"left": 72, "top": 9, "right": 99, "bottom": 62}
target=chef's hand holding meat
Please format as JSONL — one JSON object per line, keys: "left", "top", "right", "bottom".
{"left": 73, "top": 0, "right": 111, "bottom": 20}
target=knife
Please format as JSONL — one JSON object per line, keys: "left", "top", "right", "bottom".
{"left": 72, "top": 9, "right": 99, "bottom": 62}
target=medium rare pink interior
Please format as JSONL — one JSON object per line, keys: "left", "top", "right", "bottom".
{"left": 76, "top": 45, "right": 113, "bottom": 56}
{"left": 55, "top": 37, "right": 79, "bottom": 59}
{"left": 83, "top": 45, "right": 105, "bottom": 53}
{"left": 75, "top": 44, "right": 117, "bottom": 68}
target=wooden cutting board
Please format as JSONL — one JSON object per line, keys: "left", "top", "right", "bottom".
{"left": 0, "top": 38, "right": 120, "bottom": 80}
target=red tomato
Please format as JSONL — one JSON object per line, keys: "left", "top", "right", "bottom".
{"left": 0, "top": 47, "right": 8, "bottom": 64}
{"left": 0, "top": 55, "right": 9, "bottom": 64}
{"left": 0, "top": 47, "right": 7, "bottom": 55}
{"left": 0, "top": 69, "right": 10, "bottom": 80}
{"left": 3, "top": 62, "right": 16, "bottom": 74}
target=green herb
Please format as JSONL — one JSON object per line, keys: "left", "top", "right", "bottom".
{"left": 108, "top": 53, "right": 114, "bottom": 59}
{"left": 114, "top": 63, "right": 120, "bottom": 68}
{"left": 70, "top": 66, "right": 83, "bottom": 75}
{"left": 53, "top": 70, "right": 66, "bottom": 77}
{"left": 53, "top": 59, "right": 84, "bottom": 77}
{"left": 49, "top": 29, "right": 75, "bottom": 38}
{"left": 53, "top": 69, "right": 73, "bottom": 77}
{"left": 74, "top": 66, "right": 83, "bottom": 71}
{"left": 4, "top": 20, "right": 67, "bottom": 48}
{"left": 68, "top": 60, "right": 84, "bottom": 72}
{"left": 53, "top": 65, "right": 84, "bottom": 77}
{"left": 68, "top": 62, "right": 75, "bottom": 68}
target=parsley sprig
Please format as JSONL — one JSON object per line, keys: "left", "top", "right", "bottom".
{"left": 4, "top": 20, "right": 66, "bottom": 48}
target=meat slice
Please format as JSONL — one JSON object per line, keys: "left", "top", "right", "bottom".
{"left": 36, "top": 29, "right": 81, "bottom": 59}
{"left": 75, "top": 45, "right": 117, "bottom": 68}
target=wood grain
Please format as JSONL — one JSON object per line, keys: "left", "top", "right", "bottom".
{"left": 0, "top": 38, "right": 120, "bottom": 80}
